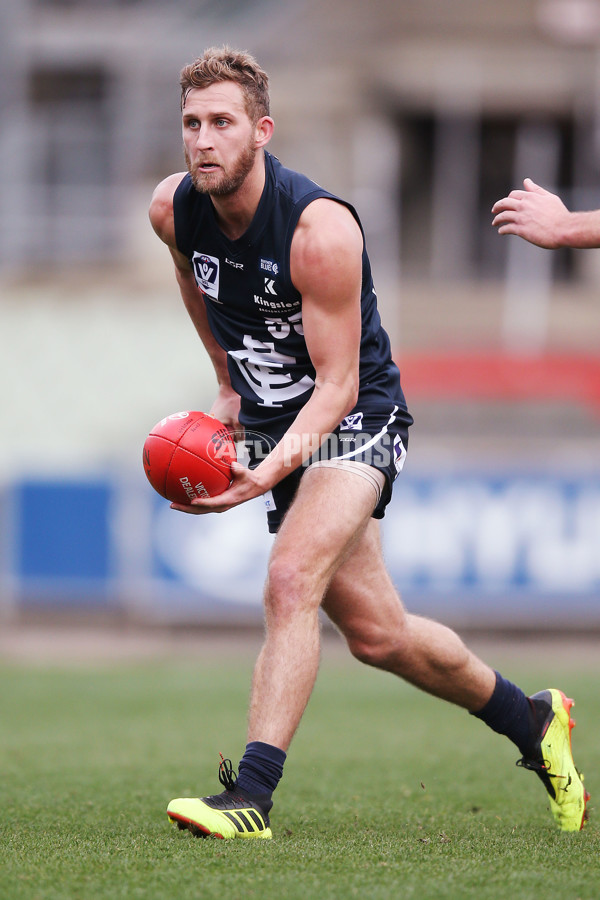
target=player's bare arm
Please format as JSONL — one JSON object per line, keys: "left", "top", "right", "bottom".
{"left": 259, "top": 198, "right": 362, "bottom": 478}
{"left": 149, "top": 175, "right": 241, "bottom": 431}
{"left": 492, "top": 177, "right": 600, "bottom": 249}
{"left": 175, "top": 198, "right": 363, "bottom": 515}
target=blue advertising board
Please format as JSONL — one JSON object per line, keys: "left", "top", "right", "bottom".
{"left": 3, "top": 468, "right": 600, "bottom": 626}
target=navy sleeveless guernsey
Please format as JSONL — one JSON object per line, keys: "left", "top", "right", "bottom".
{"left": 172, "top": 151, "right": 410, "bottom": 432}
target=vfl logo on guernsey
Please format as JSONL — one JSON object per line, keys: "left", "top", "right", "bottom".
{"left": 192, "top": 252, "right": 220, "bottom": 301}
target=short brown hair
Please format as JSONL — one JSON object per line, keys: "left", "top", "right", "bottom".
{"left": 180, "top": 46, "right": 270, "bottom": 122}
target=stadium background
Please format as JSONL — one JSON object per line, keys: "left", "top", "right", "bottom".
{"left": 1, "top": 0, "right": 600, "bottom": 633}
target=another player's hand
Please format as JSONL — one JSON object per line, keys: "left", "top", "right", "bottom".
{"left": 169, "top": 461, "right": 266, "bottom": 515}
{"left": 491, "top": 178, "right": 570, "bottom": 249}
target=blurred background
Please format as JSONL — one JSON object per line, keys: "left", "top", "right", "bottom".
{"left": 2, "top": 0, "right": 600, "bottom": 632}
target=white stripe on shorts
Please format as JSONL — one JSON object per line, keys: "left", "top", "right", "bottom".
{"left": 331, "top": 405, "right": 399, "bottom": 462}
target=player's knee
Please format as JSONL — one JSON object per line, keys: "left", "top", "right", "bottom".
{"left": 265, "top": 554, "right": 320, "bottom": 619}
{"left": 347, "top": 626, "right": 406, "bottom": 669}
{"left": 348, "top": 637, "right": 382, "bottom": 667}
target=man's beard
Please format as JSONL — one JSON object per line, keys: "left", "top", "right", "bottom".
{"left": 185, "top": 139, "right": 256, "bottom": 197}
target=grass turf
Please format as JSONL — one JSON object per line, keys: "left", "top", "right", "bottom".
{"left": 1, "top": 638, "right": 598, "bottom": 900}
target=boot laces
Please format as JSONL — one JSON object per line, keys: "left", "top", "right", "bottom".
{"left": 218, "top": 753, "right": 237, "bottom": 791}
{"left": 516, "top": 756, "right": 550, "bottom": 774}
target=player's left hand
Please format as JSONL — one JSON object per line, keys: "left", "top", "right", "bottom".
{"left": 169, "top": 461, "right": 266, "bottom": 514}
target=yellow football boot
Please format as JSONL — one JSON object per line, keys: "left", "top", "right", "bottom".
{"left": 167, "top": 756, "right": 272, "bottom": 840}
{"left": 517, "top": 689, "right": 589, "bottom": 832}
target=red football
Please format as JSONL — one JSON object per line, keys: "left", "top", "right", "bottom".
{"left": 143, "top": 411, "right": 236, "bottom": 503}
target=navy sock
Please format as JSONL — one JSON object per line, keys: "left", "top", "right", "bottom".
{"left": 235, "top": 741, "right": 286, "bottom": 809}
{"left": 470, "top": 671, "right": 534, "bottom": 755}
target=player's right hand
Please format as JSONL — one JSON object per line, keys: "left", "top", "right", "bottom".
{"left": 170, "top": 460, "right": 266, "bottom": 515}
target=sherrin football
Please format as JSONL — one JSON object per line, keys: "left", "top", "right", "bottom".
{"left": 143, "top": 411, "right": 236, "bottom": 504}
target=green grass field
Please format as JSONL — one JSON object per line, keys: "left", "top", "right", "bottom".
{"left": 1, "top": 635, "right": 598, "bottom": 900}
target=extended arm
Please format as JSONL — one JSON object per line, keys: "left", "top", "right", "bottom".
{"left": 250, "top": 197, "right": 362, "bottom": 487}
{"left": 492, "top": 177, "right": 600, "bottom": 249}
